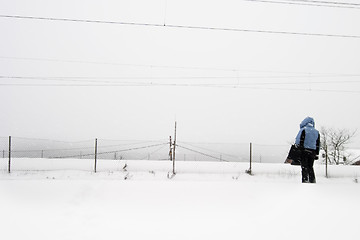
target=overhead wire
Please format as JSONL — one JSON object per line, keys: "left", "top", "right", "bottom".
{"left": 1, "top": 14, "right": 360, "bottom": 39}
{"left": 282, "top": 0, "right": 360, "bottom": 7}
{"left": 1, "top": 75, "right": 360, "bottom": 82}
{"left": 1, "top": 82, "right": 360, "bottom": 93}
{"left": 242, "top": 0, "right": 360, "bottom": 9}
{"left": 0, "top": 56, "right": 243, "bottom": 72}
{"left": 1, "top": 8, "right": 359, "bottom": 92}
{"left": 1, "top": 74, "right": 359, "bottom": 94}
{"left": 2, "top": 56, "right": 360, "bottom": 78}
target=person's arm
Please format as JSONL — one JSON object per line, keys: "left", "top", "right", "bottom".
{"left": 316, "top": 133, "right": 320, "bottom": 155}
{"left": 299, "top": 130, "right": 305, "bottom": 149}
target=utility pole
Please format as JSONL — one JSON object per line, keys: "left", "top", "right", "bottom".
{"left": 172, "top": 121, "right": 177, "bottom": 175}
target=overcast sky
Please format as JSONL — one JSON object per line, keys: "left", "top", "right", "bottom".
{"left": 1, "top": 0, "right": 360, "bottom": 148}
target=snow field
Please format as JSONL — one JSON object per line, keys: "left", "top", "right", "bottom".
{"left": 1, "top": 158, "right": 360, "bottom": 240}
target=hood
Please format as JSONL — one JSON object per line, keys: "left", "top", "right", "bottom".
{"left": 300, "top": 117, "right": 315, "bottom": 128}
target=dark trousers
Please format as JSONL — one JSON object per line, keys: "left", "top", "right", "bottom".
{"left": 300, "top": 150, "right": 316, "bottom": 183}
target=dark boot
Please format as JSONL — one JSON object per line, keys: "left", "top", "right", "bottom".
{"left": 301, "top": 166, "right": 309, "bottom": 183}
{"left": 309, "top": 168, "right": 316, "bottom": 183}
{"left": 308, "top": 159, "right": 316, "bottom": 183}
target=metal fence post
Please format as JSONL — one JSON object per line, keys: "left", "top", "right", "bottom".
{"left": 325, "top": 145, "right": 328, "bottom": 178}
{"left": 8, "top": 136, "right": 11, "bottom": 173}
{"left": 94, "top": 138, "right": 98, "bottom": 173}
{"left": 249, "top": 142, "right": 252, "bottom": 174}
{"left": 246, "top": 142, "right": 252, "bottom": 175}
{"left": 169, "top": 136, "right": 172, "bottom": 162}
{"left": 172, "top": 121, "right": 177, "bottom": 175}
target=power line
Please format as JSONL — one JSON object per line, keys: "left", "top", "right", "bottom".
{"left": 285, "top": 0, "right": 360, "bottom": 6}
{"left": 3, "top": 56, "right": 360, "bottom": 77}
{"left": 1, "top": 82, "right": 359, "bottom": 94}
{"left": 1, "top": 74, "right": 360, "bottom": 81}
{"left": 0, "top": 56, "right": 242, "bottom": 72}
{"left": 1, "top": 75, "right": 360, "bottom": 88}
{"left": 1, "top": 74, "right": 360, "bottom": 90}
{"left": 1, "top": 14, "right": 359, "bottom": 39}
{"left": 243, "top": 0, "right": 360, "bottom": 9}
{"left": 1, "top": 79, "right": 360, "bottom": 86}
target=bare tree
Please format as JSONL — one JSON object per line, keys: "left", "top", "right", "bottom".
{"left": 320, "top": 127, "right": 357, "bottom": 165}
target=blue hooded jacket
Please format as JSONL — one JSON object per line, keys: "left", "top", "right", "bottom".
{"left": 295, "top": 117, "right": 319, "bottom": 150}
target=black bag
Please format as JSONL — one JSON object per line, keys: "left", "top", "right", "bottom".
{"left": 285, "top": 144, "right": 302, "bottom": 165}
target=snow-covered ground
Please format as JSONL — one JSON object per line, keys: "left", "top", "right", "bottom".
{"left": 1, "top": 158, "right": 360, "bottom": 240}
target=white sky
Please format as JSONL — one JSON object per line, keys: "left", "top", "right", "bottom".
{"left": 0, "top": 0, "right": 360, "bottom": 147}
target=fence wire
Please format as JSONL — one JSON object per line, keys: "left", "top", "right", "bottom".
{"left": 252, "top": 143, "right": 289, "bottom": 163}
{"left": 176, "top": 141, "right": 249, "bottom": 162}
{"left": 0, "top": 136, "right": 297, "bottom": 173}
{"left": 0, "top": 137, "right": 172, "bottom": 172}
{"left": 2, "top": 136, "right": 360, "bottom": 179}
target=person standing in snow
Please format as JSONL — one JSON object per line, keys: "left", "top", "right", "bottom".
{"left": 295, "top": 117, "right": 320, "bottom": 183}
